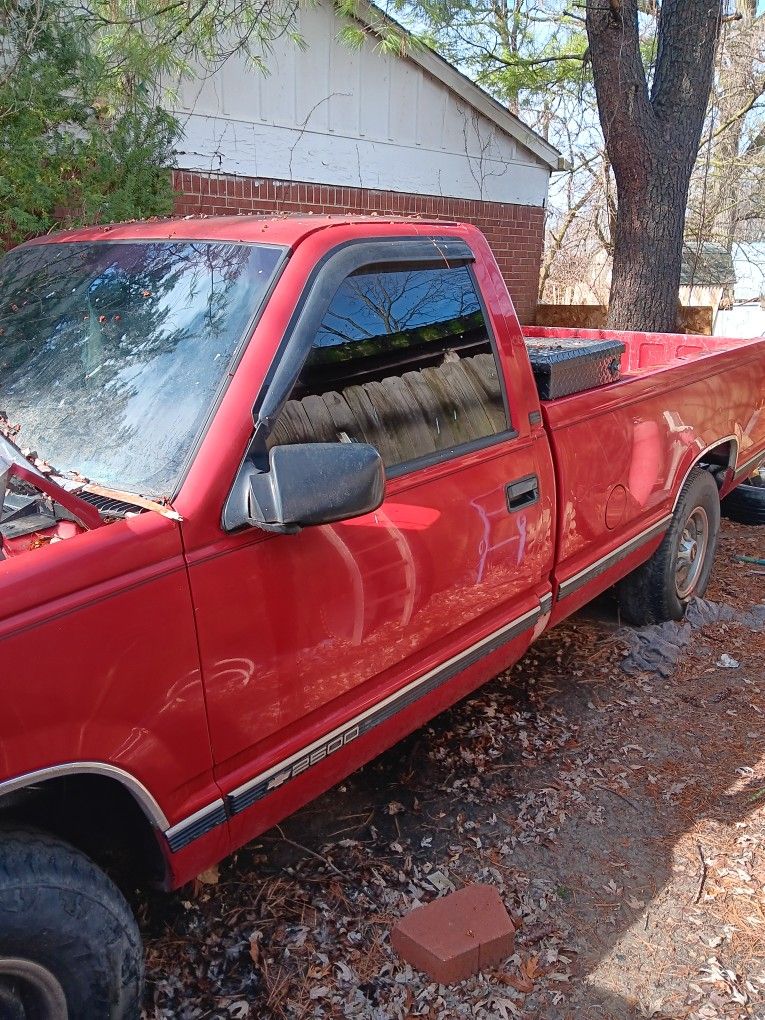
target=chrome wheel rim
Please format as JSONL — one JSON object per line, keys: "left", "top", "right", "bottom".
{"left": 0, "top": 959, "right": 67, "bottom": 1019}
{"left": 675, "top": 506, "right": 709, "bottom": 599}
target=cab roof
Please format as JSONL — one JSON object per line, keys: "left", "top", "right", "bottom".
{"left": 21, "top": 214, "right": 461, "bottom": 250}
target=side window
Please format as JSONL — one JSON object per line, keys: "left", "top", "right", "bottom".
{"left": 270, "top": 262, "right": 509, "bottom": 470}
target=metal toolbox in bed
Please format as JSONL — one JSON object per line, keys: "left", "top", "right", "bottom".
{"left": 524, "top": 336, "right": 626, "bottom": 400}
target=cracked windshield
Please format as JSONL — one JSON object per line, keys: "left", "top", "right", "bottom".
{"left": 0, "top": 240, "right": 283, "bottom": 497}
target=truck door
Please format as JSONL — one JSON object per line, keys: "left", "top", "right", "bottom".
{"left": 186, "top": 236, "right": 555, "bottom": 811}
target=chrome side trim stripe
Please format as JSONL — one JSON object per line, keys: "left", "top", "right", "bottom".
{"left": 164, "top": 799, "right": 227, "bottom": 853}
{"left": 163, "top": 597, "right": 549, "bottom": 846}
{"left": 734, "top": 449, "right": 765, "bottom": 479}
{"left": 227, "top": 604, "right": 542, "bottom": 816}
{"left": 557, "top": 516, "right": 672, "bottom": 601}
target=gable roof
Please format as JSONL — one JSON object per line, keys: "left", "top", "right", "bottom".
{"left": 354, "top": 1, "right": 563, "bottom": 173}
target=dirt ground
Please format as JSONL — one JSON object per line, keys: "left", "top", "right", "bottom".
{"left": 140, "top": 520, "right": 765, "bottom": 1020}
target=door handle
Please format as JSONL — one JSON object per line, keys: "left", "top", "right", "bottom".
{"left": 505, "top": 474, "right": 539, "bottom": 512}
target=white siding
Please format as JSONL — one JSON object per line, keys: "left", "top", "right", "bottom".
{"left": 168, "top": 1, "right": 550, "bottom": 206}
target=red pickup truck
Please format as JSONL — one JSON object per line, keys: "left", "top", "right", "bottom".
{"left": 1, "top": 216, "right": 764, "bottom": 1017}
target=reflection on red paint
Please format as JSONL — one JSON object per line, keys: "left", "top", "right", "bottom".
{"left": 629, "top": 419, "right": 662, "bottom": 507}
{"left": 343, "top": 503, "right": 441, "bottom": 531}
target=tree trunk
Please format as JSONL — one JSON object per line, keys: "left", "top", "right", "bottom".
{"left": 609, "top": 169, "right": 688, "bottom": 332}
{"left": 585, "top": 0, "right": 723, "bottom": 332}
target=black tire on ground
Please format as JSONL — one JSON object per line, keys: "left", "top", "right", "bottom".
{"left": 720, "top": 469, "right": 765, "bottom": 526}
{"left": 0, "top": 826, "right": 143, "bottom": 1019}
{"left": 616, "top": 466, "right": 720, "bottom": 626}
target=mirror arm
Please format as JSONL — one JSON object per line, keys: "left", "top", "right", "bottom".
{"left": 221, "top": 457, "right": 301, "bottom": 534}
{"left": 247, "top": 470, "right": 301, "bottom": 534}
{"left": 221, "top": 457, "right": 255, "bottom": 531}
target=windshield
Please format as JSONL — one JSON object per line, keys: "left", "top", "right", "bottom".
{"left": 0, "top": 240, "right": 283, "bottom": 497}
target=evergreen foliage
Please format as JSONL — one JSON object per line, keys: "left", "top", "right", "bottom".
{"left": 0, "top": 0, "right": 300, "bottom": 245}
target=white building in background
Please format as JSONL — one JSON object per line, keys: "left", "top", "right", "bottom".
{"left": 166, "top": 0, "right": 561, "bottom": 322}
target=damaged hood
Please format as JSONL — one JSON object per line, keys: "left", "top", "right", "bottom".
{"left": 0, "top": 432, "right": 103, "bottom": 530}
{"left": 0, "top": 433, "right": 106, "bottom": 558}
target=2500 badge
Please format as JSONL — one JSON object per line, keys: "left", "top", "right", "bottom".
{"left": 228, "top": 724, "right": 361, "bottom": 814}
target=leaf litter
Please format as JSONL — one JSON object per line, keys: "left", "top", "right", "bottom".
{"left": 140, "top": 520, "right": 765, "bottom": 1019}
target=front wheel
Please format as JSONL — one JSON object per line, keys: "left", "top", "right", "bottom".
{"left": 616, "top": 467, "right": 720, "bottom": 626}
{"left": 0, "top": 826, "right": 143, "bottom": 1019}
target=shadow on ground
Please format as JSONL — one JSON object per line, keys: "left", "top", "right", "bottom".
{"left": 140, "top": 522, "right": 765, "bottom": 1019}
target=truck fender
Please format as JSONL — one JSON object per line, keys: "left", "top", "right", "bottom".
{"left": 0, "top": 761, "right": 169, "bottom": 829}
{"left": 671, "top": 436, "right": 738, "bottom": 510}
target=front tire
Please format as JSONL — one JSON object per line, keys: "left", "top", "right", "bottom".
{"left": 616, "top": 467, "right": 720, "bottom": 626}
{"left": 0, "top": 826, "right": 143, "bottom": 1019}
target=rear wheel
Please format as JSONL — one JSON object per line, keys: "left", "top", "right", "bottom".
{"left": 616, "top": 467, "right": 720, "bottom": 626}
{"left": 0, "top": 826, "right": 143, "bottom": 1019}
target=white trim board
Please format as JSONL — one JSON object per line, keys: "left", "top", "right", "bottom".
{"left": 175, "top": 113, "right": 552, "bottom": 206}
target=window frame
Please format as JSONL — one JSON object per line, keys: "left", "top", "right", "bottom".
{"left": 255, "top": 236, "right": 518, "bottom": 475}
{"left": 252, "top": 236, "right": 518, "bottom": 480}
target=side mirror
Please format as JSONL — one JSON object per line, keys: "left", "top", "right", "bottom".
{"left": 228, "top": 443, "right": 385, "bottom": 533}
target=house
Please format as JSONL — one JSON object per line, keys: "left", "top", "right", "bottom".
{"left": 679, "top": 243, "right": 736, "bottom": 313}
{"left": 167, "top": 0, "right": 561, "bottom": 323}
{"left": 713, "top": 302, "right": 765, "bottom": 338}
{"left": 732, "top": 242, "right": 765, "bottom": 302}
{"left": 713, "top": 243, "right": 765, "bottom": 337}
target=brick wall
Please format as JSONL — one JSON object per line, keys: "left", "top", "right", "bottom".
{"left": 173, "top": 170, "right": 544, "bottom": 323}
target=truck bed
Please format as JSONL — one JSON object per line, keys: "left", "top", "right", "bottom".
{"left": 523, "top": 324, "right": 760, "bottom": 379}
{"left": 523, "top": 324, "right": 765, "bottom": 623}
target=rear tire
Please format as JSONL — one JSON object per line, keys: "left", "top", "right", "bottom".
{"left": 0, "top": 826, "right": 143, "bottom": 1019}
{"left": 616, "top": 467, "right": 720, "bottom": 626}
{"left": 721, "top": 466, "right": 765, "bottom": 525}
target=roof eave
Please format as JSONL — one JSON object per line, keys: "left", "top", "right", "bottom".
{"left": 355, "top": 0, "right": 562, "bottom": 173}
